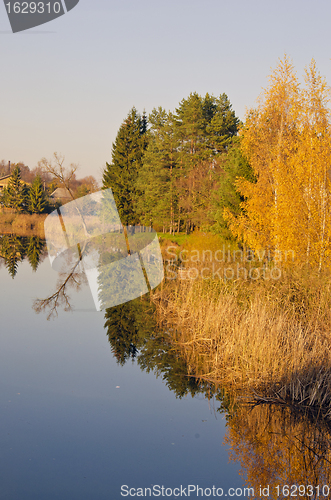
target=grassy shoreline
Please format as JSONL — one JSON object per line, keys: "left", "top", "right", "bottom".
{"left": 0, "top": 213, "right": 47, "bottom": 238}
{"left": 154, "top": 232, "right": 331, "bottom": 419}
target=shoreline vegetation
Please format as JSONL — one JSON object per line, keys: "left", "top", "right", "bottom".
{"left": 0, "top": 213, "right": 47, "bottom": 237}
{"left": 154, "top": 231, "right": 331, "bottom": 421}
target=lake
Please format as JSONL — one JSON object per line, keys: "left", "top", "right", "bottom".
{"left": 1, "top": 235, "right": 331, "bottom": 500}
{"left": 0, "top": 235, "right": 244, "bottom": 500}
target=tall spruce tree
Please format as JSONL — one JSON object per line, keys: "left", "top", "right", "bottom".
{"left": 206, "top": 93, "right": 240, "bottom": 153}
{"left": 174, "top": 93, "right": 209, "bottom": 232}
{"left": 26, "top": 236, "right": 45, "bottom": 272}
{"left": 2, "top": 165, "right": 28, "bottom": 212}
{"left": 102, "top": 108, "right": 148, "bottom": 226}
{"left": 136, "top": 108, "right": 179, "bottom": 232}
{"left": 28, "top": 175, "right": 47, "bottom": 213}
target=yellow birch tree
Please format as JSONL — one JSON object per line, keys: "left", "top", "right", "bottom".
{"left": 224, "top": 56, "right": 331, "bottom": 271}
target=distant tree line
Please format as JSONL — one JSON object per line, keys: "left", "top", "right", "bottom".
{"left": 0, "top": 160, "right": 99, "bottom": 213}
{"left": 102, "top": 92, "right": 253, "bottom": 235}
{"left": 0, "top": 165, "right": 47, "bottom": 213}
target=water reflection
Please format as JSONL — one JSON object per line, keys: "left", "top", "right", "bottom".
{"left": 225, "top": 401, "right": 331, "bottom": 498}
{"left": 28, "top": 239, "right": 331, "bottom": 493}
{"left": 105, "top": 297, "right": 212, "bottom": 398}
{"left": 33, "top": 250, "right": 87, "bottom": 318}
{"left": 0, "top": 234, "right": 46, "bottom": 277}
{"left": 105, "top": 298, "right": 331, "bottom": 493}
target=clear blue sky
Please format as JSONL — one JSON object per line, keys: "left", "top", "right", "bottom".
{"left": 1, "top": 0, "right": 331, "bottom": 181}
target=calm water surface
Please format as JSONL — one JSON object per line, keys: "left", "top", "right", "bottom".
{"left": 2, "top": 236, "right": 331, "bottom": 500}
{"left": 0, "top": 237, "right": 244, "bottom": 500}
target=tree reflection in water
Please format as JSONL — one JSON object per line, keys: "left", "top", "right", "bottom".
{"left": 104, "top": 299, "right": 331, "bottom": 493}
{"left": 31, "top": 253, "right": 331, "bottom": 490}
{"left": 104, "top": 297, "right": 213, "bottom": 399}
{"left": 0, "top": 234, "right": 46, "bottom": 277}
{"left": 225, "top": 401, "right": 331, "bottom": 498}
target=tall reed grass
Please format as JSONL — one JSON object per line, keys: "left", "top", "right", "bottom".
{"left": 153, "top": 241, "right": 331, "bottom": 416}
{"left": 0, "top": 214, "right": 46, "bottom": 237}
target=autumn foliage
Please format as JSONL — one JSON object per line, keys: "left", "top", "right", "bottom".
{"left": 225, "top": 57, "right": 331, "bottom": 272}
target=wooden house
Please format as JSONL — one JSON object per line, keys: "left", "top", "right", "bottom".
{"left": 49, "top": 188, "right": 72, "bottom": 204}
{"left": 0, "top": 175, "right": 12, "bottom": 192}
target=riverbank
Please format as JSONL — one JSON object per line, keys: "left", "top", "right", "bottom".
{"left": 154, "top": 231, "right": 331, "bottom": 419}
{"left": 0, "top": 213, "right": 47, "bottom": 237}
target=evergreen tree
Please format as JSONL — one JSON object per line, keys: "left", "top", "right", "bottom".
{"left": 206, "top": 93, "right": 240, "bottom": 153}
{"left": 28, "top": 175, "right": 47, "bottom": 213}
{"left": 172, "top": 92, "right": 240, "bottom": 232}
{"left": 136, "top": 108, "right": 179, "bottom": 232}
{"left": 1, "top": 186, "right": 10, "bottom": 207}
{"left": 174, "top": 92, "right": 207, "bottom": 159}
{"left": 102, "top": 107, "right": 148, "bottom": 226}
{"left": 174, "top": 93, "right": 208, "bottom": 232}
{"left": 2, "top": 165, "right": 27, "bottom": 212}
{"left": 104, "top": 299, "right": 149, "bottom": 365}
{"left": 104, "top": 297, "right": 207, "bottom": 397}
{"left": 105, "top": 93, "right": 239, "bottom": 233}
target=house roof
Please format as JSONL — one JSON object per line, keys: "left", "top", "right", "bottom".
{"left": 0, "top": 175, "right": 30, "bottom": 187}
{"left": 0, "top": 175, "right": 13, "bottom": 187}
{"left": 0, "top": 175, "right": 12, "bottom": 182}
{"left": 50, "top": 188, "right": 72, "bottom": 199}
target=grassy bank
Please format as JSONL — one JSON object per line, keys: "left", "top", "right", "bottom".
{"left": 154, "top": 231, "right": 331, "bottom": 418}
{"left": 0, "top": 213, "right": 47, "bottom": 237}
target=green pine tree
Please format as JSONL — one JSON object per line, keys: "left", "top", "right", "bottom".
{"left": 102, "top": 107, "right": 148, "bottom": 226}
{"left": 28, "top": 175, "right": 47, "bottom": 214}
{"left": 1, "top": 186, "right": 10, "bottom": 208}
{"left": 136, "top": 108, "right": 179, "bottom": 232}
{"left": 206, "top": 93, "right": 240, "bottom": 153}
{"left": 3, "top": 165, "right": 28, "bottom": 212}
{"left": 104, "top": 299, "right": 149, "bottom": 365}
{"left": 174, "top": 92, "right": 238, "bottom": 232}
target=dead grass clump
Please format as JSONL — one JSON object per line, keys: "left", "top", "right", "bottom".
{"left": 258, "top": 365, "right": 331, "bottom": 420}
{"left": 0, "top": 214, "right": 46, "bottom": 237}
{"left": 152, "top": 271, "right": 331, "bottom": 413}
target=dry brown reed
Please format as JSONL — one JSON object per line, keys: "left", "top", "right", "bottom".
{"left": 152, "top": 262, "right": 331, "bottom": 416}
{"left": 0, "top": 214, "right": 46, "bottom": 237}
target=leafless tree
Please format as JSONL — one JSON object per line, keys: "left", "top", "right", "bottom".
{"left": 38, "top": 152, "right": 79, "bottom": 200}
{"left": 33, "top": 254, "right": 87, "bottom": 320}
{"left": 40, "top": 152, "right": 92, "bottom": 237}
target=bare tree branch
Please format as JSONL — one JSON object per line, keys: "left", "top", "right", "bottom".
{"left": 33, "top": 256, "right": 87, "bottom": 320}
{"left": 39, "top": 152, "right": 91, "bottom": 238}
{"left": 39, "top": 152, "right": 78, "bottom": 201}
